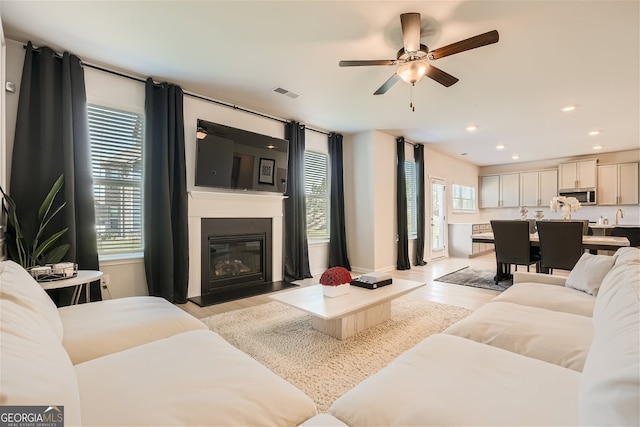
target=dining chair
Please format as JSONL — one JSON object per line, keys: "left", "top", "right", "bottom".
{"left": 490, "top": 220, "right": 541, "bottom": 284}
{"left": 545, "top": 219, "right": 590, "bottom": 235}
{"left": 610, "top": 227, "right": 640, "bottom": 247}
{"left": 536, "top": 221, "right": 584, "bottom": 273}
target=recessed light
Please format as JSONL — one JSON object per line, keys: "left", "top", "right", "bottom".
{"left": 588, "top": 130, "right": 601, "bottom": 136}
{"left": 461, "top": 153, "right": 468, "bottom": 156}
{"left": 496, "top": 145, "right": 505, "bottom": 150}
{"left": 593, "top": 145, "right": 603, "bottom": 150}
{"left": 267, "top": 144, "right": 275, "bottom": 149}
{"left": 561, "top": 105, "right": 577, "bottom": 112}
{"left": 466, "top": 125, "right": 478, "bottom": 132}
{"left": 512, "top": 155, "right": 520, "bottom": 160}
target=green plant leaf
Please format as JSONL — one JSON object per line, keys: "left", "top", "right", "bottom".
{"left": 33, "top": 201, "right": 66, "bottom": 249}
{"left": 38, "top": 174, "right": 64, "bottom": 223}
{"left": 43, "top": 244, "right": 70, "bottom": 264}
{"left": 32, "top": 227, "right": 69, "bottom": 260}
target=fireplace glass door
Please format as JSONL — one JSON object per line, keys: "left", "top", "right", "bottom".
{"left": 208, "top": 234, "right": 265, "bottom": 290}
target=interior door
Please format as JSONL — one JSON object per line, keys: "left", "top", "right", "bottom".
{"left": 430, "top": 178, "right": 447, "bottom": 259}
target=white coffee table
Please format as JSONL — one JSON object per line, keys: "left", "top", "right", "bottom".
{"left": 269, "top": 278, "right": 425, "bottom": 339}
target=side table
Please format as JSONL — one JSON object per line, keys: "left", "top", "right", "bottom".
{"left": 39, "top": 270, "right": 103, "bottom": 304}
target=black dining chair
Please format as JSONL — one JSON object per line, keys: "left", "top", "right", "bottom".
{"left": 610, "top": 227, "right": 640, "bottom": 247}
{"left": 536, "top": 221, "right": 584, "bottom": 273}
{"left": 491, "top": 220, "right": 541, "bottom": 284}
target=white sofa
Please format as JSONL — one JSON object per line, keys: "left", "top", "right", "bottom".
{"left": 0, "top": 260, "right": 319, "bottom": 426}
{"left": 330, "top": 247, "right": 640, "bottom": 426}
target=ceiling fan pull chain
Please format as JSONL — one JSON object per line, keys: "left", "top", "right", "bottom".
{"left": 410, "top": 84, "right": 415, "bottom": 111}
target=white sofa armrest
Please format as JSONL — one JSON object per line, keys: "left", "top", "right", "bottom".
{"left": 513, "top": 271, "right": 566, "bottom": 287}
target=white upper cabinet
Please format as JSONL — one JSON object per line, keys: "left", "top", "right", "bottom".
{"left": 559, "top": 159, "right": 597, "bottom": 189}
{"left": 480, "top": 175, "right": 500, "bottom": 208}
{"left": 520, "top": 169, "right": 558, "bottom": 207}
{"left": 500, "top": 173, "right": 520, "bottom": 207}
{"left": 598, "top": 162, "right": 639, "bottom": 205}
{"left": 480, "top": 173, "right": 519, "bottom": 208}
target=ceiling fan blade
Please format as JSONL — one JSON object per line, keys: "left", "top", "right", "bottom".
{"left": 400, "top": 13, "right": 421, "bottom": 53}
{"left": 374, "top": 74, "right": 400, "bottom": 95}
{"left": 424, "top": 64, "right": 459, "bottom": 87}
{"left": 339, "top": 59, "right": 396, "bottom": 67}
{"left": 428, "top": 30, "right": 499, "bottom": 60}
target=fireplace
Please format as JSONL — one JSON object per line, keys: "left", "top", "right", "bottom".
{"left": 206, "top": 233, "right": 266, "bottom": 293}
{"left": 190, "top": 217, "right": 294, "bottom": 307}
{"left": 201, "top": 217, "right": 272, "bottom": 293}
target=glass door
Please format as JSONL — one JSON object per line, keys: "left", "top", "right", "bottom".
{"left": 430, "top": 178, "right": 447, "bottom": 259}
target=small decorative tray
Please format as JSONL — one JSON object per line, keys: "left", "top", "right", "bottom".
{"left": 28, "top": 263, "right": 78, "bottom": 282}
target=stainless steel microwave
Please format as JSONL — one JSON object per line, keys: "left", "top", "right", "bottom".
{"left": 558, "top": 189, "right": 597, "bottom": 205}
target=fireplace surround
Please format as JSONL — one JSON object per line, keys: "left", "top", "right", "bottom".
{"left": 189, "top": 216, "right": 295, "bottom": 307}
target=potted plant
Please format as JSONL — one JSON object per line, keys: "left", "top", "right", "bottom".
{"left": 319, "top": 266, "right": 352, "bottom": 297}
{"left": 0, "top": 174, "right": 70, "bottom": 269}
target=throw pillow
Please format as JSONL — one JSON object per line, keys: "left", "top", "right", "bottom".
{"left": 565, "top": 252, "right": 615, "bottom": 296}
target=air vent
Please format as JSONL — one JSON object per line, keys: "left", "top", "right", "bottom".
{"left": 271, "top": 87, "right": 301, "bottom": 99}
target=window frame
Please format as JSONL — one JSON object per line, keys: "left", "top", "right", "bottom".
{"left": 452, "top": 183, "right": 477, "bottom": 213}
{"left": 304, "top": 150, "right": 330, "bottom": 242}
{"left": 405, "top": 160, "right": 418, "bottom": 239}
{"left": 88, "top": 103, "right": 144, "bottom": 258}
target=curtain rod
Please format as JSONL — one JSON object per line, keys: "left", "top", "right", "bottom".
{"left": 23, "top": 43, "right": 330, "bottom": 135}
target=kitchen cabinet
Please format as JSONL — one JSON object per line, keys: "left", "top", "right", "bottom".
{"left": 520, "top": 169, "right": 558, "bottom": 207}
{"left": 559, "top": 159, "right": 597, "bottom": 190}
{"left": 597, "top": 162, "right": 639, "bottom": 205}
{"left": 448, "top": 223, "right": 494, "bottom": 258}
{"left": 480, "top": 173, "right": 520, "bottom": 208}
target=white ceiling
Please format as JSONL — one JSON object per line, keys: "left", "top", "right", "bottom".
{"left": 1, "top": 1, "right": 638, "bottom": 166}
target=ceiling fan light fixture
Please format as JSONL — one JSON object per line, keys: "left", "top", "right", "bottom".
{"left": 396, "top": 60, "right": 428, "bottom": 84}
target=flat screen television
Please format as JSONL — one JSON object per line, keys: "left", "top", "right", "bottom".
{"left": 195, "top": 119, "right": 289, "bottom": 193}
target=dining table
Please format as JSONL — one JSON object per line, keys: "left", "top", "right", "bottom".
{"left": 471, "top": 232, "right": 630, "bottom": 252}
{"left": 471, "top": 232, "right": 630, "bottom": 280}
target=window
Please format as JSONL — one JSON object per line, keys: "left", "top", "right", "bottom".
{"left": 88, "top": 105, "right": 144, "bottom": 255}
{"left": 452, "top": 184, "right": 476, "bottom": 212}
{"left": 304, "top": 151, "right": 329, "bottom": 240}
{"left": 405, "top": 160, "right": 417, "bottom": 238}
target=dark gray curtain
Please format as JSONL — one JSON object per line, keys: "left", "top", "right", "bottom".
{"left": 396, "top": 137, "right": 411, "bottom": 270}
{"left": 328, "top": 133, "right": 351, "bottom": 270}
{"left": 143, "top": 78, "right": 189, "bottom": 303}
{"left": 283, "top": 121, "right": 312, "bottom": 282}
{"left": 11, "top": 42, "right": 100, "bottom": 305}
{"left": 414, "top": 144, "right": 427, "bottom": 266}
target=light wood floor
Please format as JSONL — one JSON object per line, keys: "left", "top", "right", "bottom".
{"left": 177, "top": 252, "right": 502, "bottom": 319}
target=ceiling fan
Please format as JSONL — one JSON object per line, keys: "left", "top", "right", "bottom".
{"left": 339, "top": 13, "right": 499, "bottom": 105}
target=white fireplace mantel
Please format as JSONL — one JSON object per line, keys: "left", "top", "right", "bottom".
{"left": 187, "top": 189, "right": 286, "bottom": 298}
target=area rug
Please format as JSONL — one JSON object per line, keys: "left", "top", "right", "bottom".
{"left": 201, "top": 297, "right": 471, "bottom": 412}
{"left": 435, "top": 266, "right": 512, "bottom": 291}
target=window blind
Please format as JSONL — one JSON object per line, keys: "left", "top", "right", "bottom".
{"left": 88, "top": 105, "right": 144, "bottom": 255}
{"left": 304, "top": 151, "right": 329, "bottom": 239}
{"left": 405, "top": 160, "right": 417, "bottom": 237}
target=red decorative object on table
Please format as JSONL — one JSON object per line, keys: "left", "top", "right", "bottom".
{"left": 319, "top": 267, "right": 352, "bottom": 286}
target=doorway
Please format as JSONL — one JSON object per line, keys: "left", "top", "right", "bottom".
{"left": 430, "top": 177, "right": 447, "bottom": 259}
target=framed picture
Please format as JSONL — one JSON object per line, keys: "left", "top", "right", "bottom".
{"left": 258, "top": 158, "right": 276, "bottom": 185}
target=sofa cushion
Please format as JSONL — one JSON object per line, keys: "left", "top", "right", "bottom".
{"left": 330, "top": 334, "right": 580, "bottom": 426}
{"left": 75, "top": 329, "right": 317, "bottom": 426}
{"left": 565, "top": 252, "right": 615, "bottom": 296}
{"left": 492, "top": 281, "right": 595, "bottom": 316}
{"left": 58, "top": 296, "right": 207, "bottom": 364}
{"left": 0, "top": 299, "right": 82, "bottom": 427}
{"left": 579, "top": 249, "right": 640, "bottom": 426}
{"left": 444, "top": 301, "right": 593, "bottom": 371}
{"left": 0, "top": 260, "right": 63, "bottom": 341}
